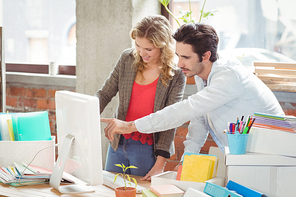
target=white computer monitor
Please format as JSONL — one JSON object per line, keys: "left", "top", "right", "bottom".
{"left": 50, "top": 90, "right": 103, "bottom": 194}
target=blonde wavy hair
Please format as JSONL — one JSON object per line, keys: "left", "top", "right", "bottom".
{"left": 130, "top": 15, "right": 176, "bottom": 86}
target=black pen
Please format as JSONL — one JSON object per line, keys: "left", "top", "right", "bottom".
{"left": 247, "top": 118, "right": 255, "bottom": 133}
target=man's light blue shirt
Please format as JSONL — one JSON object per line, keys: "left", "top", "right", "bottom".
{"left": 135, "top": 58, "right": 284, "bottom": 154}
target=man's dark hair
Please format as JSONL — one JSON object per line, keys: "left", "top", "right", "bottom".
{"left": 172, "top": 23, "right": 219, "bottom": 62}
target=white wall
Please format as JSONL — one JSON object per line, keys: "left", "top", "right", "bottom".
{"left": 0, "top": 0, "right": 2, "bottom": 26}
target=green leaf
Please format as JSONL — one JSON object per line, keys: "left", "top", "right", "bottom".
{"left": 159, "top": 0, "right": 171, "bottom": 7}
{"left": 122, "top": 163, "right": 126, "bottom": 169}
{"left": 177, "top": 7, "right": 192, "bottom": 17}
{"left": 126, "top": 165, "right": 138, "bottom": 169}
{"left": 202, "top": 11, "right": 210, "bottom": 18}
{"left": 126, "top": 175, "right": 131, "bottom": 182}
{"left": 200, "top": 9, "right": 218, "bottom": 21}
{"left": 114, "top": 164, "right": 122, "bottom": 168}
{"left": 131, "top": 177, "right": 138, "bottom": 188}
{"left": 113, "top": 173, "right": 120, "bottom": 183}
{"left": 177, "top": 6, "right": 194, "bottom": 24}
{"left": 159, "top": 0, "right": 181, "bottom": 26}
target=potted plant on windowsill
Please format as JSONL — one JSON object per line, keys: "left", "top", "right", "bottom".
{"left": 159, "top": 0, "right": 217, "bottom": 25}
{"left": 159, "top": 0, "right": 217, "bottom": 83}
{"left": 114, "top": 163, "right": 138, "bottom": 197}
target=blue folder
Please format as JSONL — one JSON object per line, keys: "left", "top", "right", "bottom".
{"left": 226, "top": 180, "right": 267, "bottom": 197}
{"left": 204, "top": 182, "right": 243, "bottom": 197}
{"left": 11, "top": 111, "right": 51, "bottom": 141}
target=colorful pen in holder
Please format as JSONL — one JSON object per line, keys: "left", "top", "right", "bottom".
{"left": 226, "top": 115, "right": 256, "bottom": 154}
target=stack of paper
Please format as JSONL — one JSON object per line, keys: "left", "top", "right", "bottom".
{"left": 253, "top": 112, "right": 296, "bottom": 132}
{"left": 149, "top": 184, "right": 185, "bottom": 197}
{"left": 0, "top": 162, "right": 49, "bottom": 186}
{"left": 0, "top": 162, "right": 74, "bottom": 187}
{"left": 179, "top": 152, "right": 219, "bottom": 183}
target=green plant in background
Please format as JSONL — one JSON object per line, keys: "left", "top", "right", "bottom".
{"left": 114, "top": 163, "right": 138, "bottom": 190}
{"left": 159, "top": 0, "right": 218, "bottom": 26}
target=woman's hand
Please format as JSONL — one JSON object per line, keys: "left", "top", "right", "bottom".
{"left": 100, "top": 118, "right": 137, "bottom": 141}
{"left": 140, "top": 156, "right": 166, "bottom": 181}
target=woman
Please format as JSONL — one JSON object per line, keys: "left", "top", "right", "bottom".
{"left": 95, "top": 15, "right": 186, "bottom": 180}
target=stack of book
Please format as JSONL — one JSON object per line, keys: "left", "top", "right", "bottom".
{"left": 0, "top": 162, "right": 74, "bottom": 187}
{"left": 253, "top": 112, "right": 296, "bottom": 132}
{"left": 0, "top": 162, "right": 50, "bottom": 186}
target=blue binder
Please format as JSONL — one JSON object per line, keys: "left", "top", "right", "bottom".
{"left": 226, "top": 180, "right": 267, "bottom": 197}
{"left": 204, "top": 182, "right": 243, "bottom": 197}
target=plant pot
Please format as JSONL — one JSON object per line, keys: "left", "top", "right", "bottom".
{"left": 115, "top": 187, "right": 136, "bottom": 197}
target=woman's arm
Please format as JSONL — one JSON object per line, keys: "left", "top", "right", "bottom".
{"left": 95, "top": 49, "right": 133, "bottom": 113}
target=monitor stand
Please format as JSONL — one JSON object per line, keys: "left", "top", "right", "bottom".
{"left": 49, "top": 134, "right": 95, "bottom": 194}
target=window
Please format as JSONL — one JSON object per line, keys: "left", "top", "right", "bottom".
{"left": 2, "top": 0, "right": 76, "bottom": 74}
{"left": 166, "top": 0, "right": 296, "bottom": 67}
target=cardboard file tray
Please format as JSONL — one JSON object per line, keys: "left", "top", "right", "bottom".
{"left": 0, "top": 136, "right": 55, "bottom": 170}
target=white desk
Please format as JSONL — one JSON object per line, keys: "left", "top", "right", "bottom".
{"left": 0, "top": 175, "right": 150, "bottom": 197}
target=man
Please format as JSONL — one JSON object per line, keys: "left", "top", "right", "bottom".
{"left": 101, "top": 23, "right": 284, "bottom": 158}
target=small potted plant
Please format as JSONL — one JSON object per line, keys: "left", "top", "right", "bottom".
{"left": 114, "top": 163, "right": 138, "bottom": 197}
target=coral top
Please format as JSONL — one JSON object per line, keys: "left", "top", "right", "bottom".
{"left": 122, "top": 78, "right": 159, "bottom": 145}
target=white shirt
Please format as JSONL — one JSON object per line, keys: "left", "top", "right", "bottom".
{"left": 135, "top": 58, "right": 284, "bottom": 154}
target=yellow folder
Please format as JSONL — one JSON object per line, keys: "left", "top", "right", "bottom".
{"left": 180, "top": 153, "right": 218, "bottom": 183}
{"left": 7, "top": 112, "right": 15, "bottom": 141}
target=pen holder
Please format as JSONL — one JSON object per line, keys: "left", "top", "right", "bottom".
{"left": 227, "top": 131, "right": 249, "bottom": 155}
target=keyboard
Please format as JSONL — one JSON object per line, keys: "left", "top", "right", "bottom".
{"left": 102, "top": 171, "right": 146, "bottom": 194}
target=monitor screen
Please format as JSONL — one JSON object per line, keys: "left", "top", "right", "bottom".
{"left": 50, "top": 90, "right": 103, "bottom": 193}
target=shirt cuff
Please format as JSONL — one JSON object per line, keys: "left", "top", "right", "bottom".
{"left": 155, "top": 149, "right": 170, "bottom": 158}
{"left": 134, "top": 117, "right": 155, "bottom": 134}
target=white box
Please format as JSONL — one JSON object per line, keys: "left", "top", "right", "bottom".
{"left": 226, "top": 152, "right": 296, "bottom": 197}
{"left": 246, "top": 127, "right": 296, "bottom": 157}
{"left": 151, "top": 171, "right": 225, "bottom": 192}
{"left": 0, "top": 136, "right": 55, "bottom": 170}
{"left": 184, "top": 187, "right": 211, "bottom": 197}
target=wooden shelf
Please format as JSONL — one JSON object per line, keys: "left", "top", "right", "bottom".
{"left": 254, "top": 61, "right": 296, "bottom": 92}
